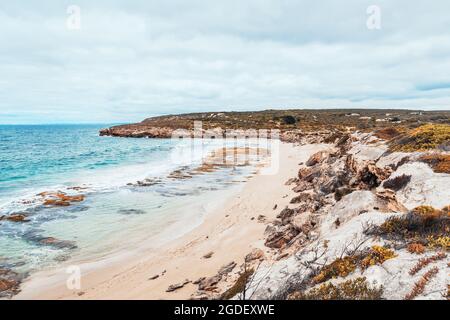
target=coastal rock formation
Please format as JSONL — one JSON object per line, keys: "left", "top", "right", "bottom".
{"left": 221, "top": 127, "right": 450, "bottom": 300}
{"left": 100, "top": 126, "right": 175, "bottom": 138}
{"left": 38, "top": 191, "right": 85, "bottom": 207}
{"left": 0, "top": 267, "right": 22, "bottom": 298}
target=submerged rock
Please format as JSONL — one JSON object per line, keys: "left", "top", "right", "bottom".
{"left": 0, "top": 213, "right": 30, "bottom": 223}
{"left": 0, "top": 267, "right": 22, "bottom": 298}
{"left": 117, "top": 209, "right": 146, "bottom": 215}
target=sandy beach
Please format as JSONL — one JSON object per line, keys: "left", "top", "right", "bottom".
{"left": 14, "top": 142, "right": 327, "bottom": 300}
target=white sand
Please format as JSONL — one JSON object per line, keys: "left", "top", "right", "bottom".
{"left": 14, "top": 142, "right": 328, "bottom": 300}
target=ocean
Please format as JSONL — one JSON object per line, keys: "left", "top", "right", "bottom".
{"left": 0, "top": 125, "right": 261, "bottom": 275}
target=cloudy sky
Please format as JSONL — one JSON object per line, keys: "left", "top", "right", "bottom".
{"left": 1, "top": 1, "right": 449, "bottom": 124}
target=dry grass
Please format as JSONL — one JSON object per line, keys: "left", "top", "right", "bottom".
{"left": 405, "top": 267, "right": 439, "bottom": 300}
{"left": 374, "top": 127, "right": 402, "bottom": 141}
{"left": 409, "top": 252, "right": 447, "bottom": 276}
{"left": 389, "top": 124, "right": 450, "bottom": 152}
{"left": 407, "top": 243, "right": 426, "bottom": 254}
{"left": 289, "top": 277, "right": 383, "bottom": 300}
{"left": 221, "top": 269, "right": 254, "bottom": 300}
{"left": 419, "top": 154, "right": 450, "bottom": 174}
{"left": 368, "top": 205, "right": 449, "bottom": 251}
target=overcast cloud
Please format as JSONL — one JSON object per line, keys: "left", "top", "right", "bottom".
{"left": 0, "top": 0, "right": 450, "bottom": 124}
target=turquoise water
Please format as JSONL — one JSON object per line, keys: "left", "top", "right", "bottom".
{"left": 0, "top": 125, "right": 257, "bottom": 276}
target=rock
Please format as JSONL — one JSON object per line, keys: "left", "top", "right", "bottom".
{"left": 285, "top": 178, "right": 298, "bottom": 186}
{"left": 43, "top": 199, "right": 71, "bottom": 206}
{"left": 292, "top": 181, "right": 312, "bottom": 193}
{"left": 0, "top": 268, "right": 21, "bottom": 298}
{"left": 0, "top": 278, "right": 18, "bottom": 294}
{"left": 198, "top": 275, "right": 222, "bottom": 291}
{"left": 193, "top": 277, "right": 206, "bottom": 285}
{"left": 356, "top": 162, "right": 392, "bottom": 189}
{"left": 301, "top": 166, "right": 323, "bottom": 183}
{"left": 375, "top": 189, "right": 408, "bottom": 213}
{"left": 149, "top": 275, "right": 159, "bottom": 280}
{"left": 100, "top": 126, "right": 175, "bottom": 138}
{"left": 4, "top": 214, "right": 30, "bottom": 223}
{"left": 306, "top": 151, "right": 327, "bottom": 166}
{"left": 264, "top": 225, "right": 276, "bottom": 235}
{"left": 203, "top": 252, "right": 214, "bottom": 259}
{"left": 276, "top": 207, "right": 295, "bottom": 224}
{"left": 39, "top": 237, "right": 77, "bottom": 249}
{"left": 264, "top": 225, "right": 299, "bottom": 249}
{"left": 275, "top": 253, "right": 289, "bottom": 261}
{"left": 166, "top": 279, "right": 190, "bottom": 292}
{"left": 290, "top": 192, "right": 317, "bottom": 204}
{"left": 135, "top": 178, "right": 161, "bottom": 186}
{"left": 218, "top": 262, "right": 236, "bottom": 276}
{"left": 245, "top": 249, "right": 265, "bottom": 262}
{"left": 273, "top": 204, "right": 278, "bottom": 210}
{"left": 40, "top": 192, "right": 85, "bottom": 207}
{"left": 334, "top": 187, "right": 354, "bottom": 201}
{"left": 298, "top": 167, "right": 313, "bottom": 179}
{"left": 117, "top": 209, "right": 146, "bottom": 215}
{"left": 291, "top": 211, "right": 313, "bottom": 233}
{"left": 257, "top": 215, "right": 267, "bottom": 223}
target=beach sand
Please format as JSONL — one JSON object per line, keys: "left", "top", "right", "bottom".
{"left": 14, "top": 142, "right": 328, "bottom": 300}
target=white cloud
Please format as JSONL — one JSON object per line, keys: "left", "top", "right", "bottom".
{"left": 0, "top": 0, "right": 449, "bottom": 123}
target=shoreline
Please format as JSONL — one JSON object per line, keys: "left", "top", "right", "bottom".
{"left": 14, "top": 142, "right": 330, "bottom": 300}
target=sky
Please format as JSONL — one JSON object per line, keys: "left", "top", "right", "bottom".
{"left": 0, "top": 1, "right": 450, "bottom": 124}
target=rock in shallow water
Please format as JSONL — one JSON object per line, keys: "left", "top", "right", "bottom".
{"left": 117, "top": 209, "right": 146, "bottom": 215}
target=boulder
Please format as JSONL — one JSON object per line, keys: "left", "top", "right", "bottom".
{"left": 3, "top": 214, "right": 30, "bottom": 223}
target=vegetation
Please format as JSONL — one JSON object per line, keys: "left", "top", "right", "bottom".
{"left": 374, "top": 127, "right": 402, "bottom": 140}
{"left": 405, "top": 267, "right": 439, "bottom": 300}
{"left": 409, "top": 252, "right": 447, "bottom": 276}
{"left": 407, "top": 243, "right": 426, "bottom": 254}
{"left": 313, "top": 256, "right": 359, "bottom": 284}
{"left": 367, "top": 205, "right": 449, "bottom": 251}
{"left": 289, "top": 277, "right": 383, "bottom": 300}
{"left": 221, "top": 268, "right": 254, "bottom": 300}
{"left": 107, "top": 110, "right": 450, "bottom": 134}
{"left": 313, "top": 246, "right": 396, "bottom": 284}
{"left": 389, "top": 124, "right": 450, "bottom": 152}
{"left": 382, "top": 174, "right": 411, "bottom": 191}
{"left": 360, "top": 246, "right": 397, "bottom": 269}
{"left": 419, "top": 154, "right": 450, "bottom": 174}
